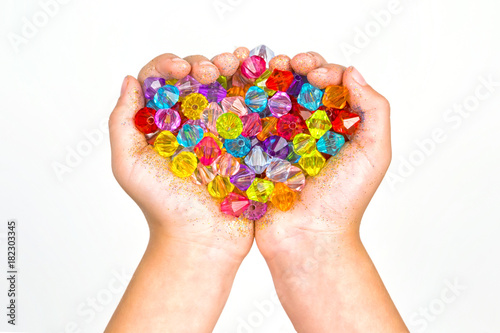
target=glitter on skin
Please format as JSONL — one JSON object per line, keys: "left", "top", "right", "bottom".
{"left": 269, "top": 55, "right": 292, "bottom": 72}
{"left": 291, "top": 53, "right": 317, "bottom": 76}
{"left": 212, "top": 53, "right": 239, "bottom": 77}
{"left": 233, "top": 47, "right": 250, "bottom": 64}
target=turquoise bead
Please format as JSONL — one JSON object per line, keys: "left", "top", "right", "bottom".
{"left": 224, "top": 135, "right": 251, "bottom": 158}
{"left": 297, "top": 83, "right": 323, "bottom": 111}
{"left": 245, "top": 86, "right": 268, "bottom": 113}
{"left": 154, "top": 85, "right": 179, "bottom": 109}
{"left": 316, "top": 131, "right": 345, "bottom": 156}
{"left": 176, "top": 124, "right": 204, "bottom": 147}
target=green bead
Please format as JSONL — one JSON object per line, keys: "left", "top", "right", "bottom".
{"left": 305, "top": 110, "right": 332, "bottom": 139}
{"left": 299, "top": 150, "right": 326, "bottom": 176}
{"left": 217, "top": 76, "right": 228, "bottom": 89}
{"left": 293, "top": 133, "right": 316, "bottom": 155}
{"left": 216, "top": 113, "right": 243, "bottom": 139}
{"left": 255, "top": 69, "right": 277, "bottom": 97}
{"left": 246, "top": 178, "right": 275, "bottom": 203}
{"left": 154, "top": 131, "right": 179, "bottom": 157}
{"left": 170, "top": 151, "right": 197, "bottom": 178}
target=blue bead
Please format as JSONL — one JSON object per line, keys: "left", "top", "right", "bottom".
{"left": 317, "top": 131, "right": 345, "bottom": 156}
{"left": 285, "top": 142, "right": 301, "bottom": 163}
{"left": 154, "top": 85, "right": 179, "bottom": 109}
{"left": 298, "top": 83, "right": 323, "bottom": 111}
{"left": 176, "top": 124, "right": 204, "bottom": 147}
{"left": 245, "top": 86, "right": 268, "bottom": 113}
{"left": 224, "top": 135, "right": 251, "bottom": 158}
{"left": 146, "top": 99, "right": 158, "bottom": 110}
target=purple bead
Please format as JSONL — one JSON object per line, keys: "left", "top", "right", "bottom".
{"left": 230, "top": 165, "right": 256, "bottom": 191}
{"left": 249, "top": 136, "right": 264, "bottom": 149}
{"left": 286, "top": 74, "right": 308, "bottom": 96}
{"left": 198, "top": 82, "right": 227, "bottom": 103}
{"left": 185, "top": 119, "right": 207, "bottom": 131}
{"left": 154, "top": 108, "right": 181, "bottom": 131}
{"left": 263, "top": 135, "right": 289, "bottom": 159}
{"left": 242, "top": 200, "right": 267, "bottom": 220}
{"left": 175, "top": 75, "right": 201, "bottom": 98}
{"left": 268, "top": 91, "right": 292, "bottom": 118}
{"left": 144, "top": 77, "right": 166, "bottom": 99}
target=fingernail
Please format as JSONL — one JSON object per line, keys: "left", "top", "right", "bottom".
{"left": 350, "top": 67, "right": 367, "bottom": 86}
{"left": 121, "top": 76, "right": 129, "bottom": 96}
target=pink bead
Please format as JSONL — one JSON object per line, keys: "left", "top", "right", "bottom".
{"left": 241, "top": 56, "right": 266, "bottom": 79}
{"left": 194, "top": 136, "right": 221, "bottom": 166}
{"left": 240, "top": 113, "right": 262, "bottom": 137}
{"left": 221, "top": 193, "right": 250, "bottom": 217}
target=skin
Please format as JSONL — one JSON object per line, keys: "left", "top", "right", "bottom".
{"left": 106, "top": 49, "right": 408, "bottom": 332}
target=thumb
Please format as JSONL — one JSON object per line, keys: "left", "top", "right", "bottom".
{"left": 342, "top": 66, "right": 391, "bottom": 160}
{"left": 109, "top": 76, "right": 147, "bottom": 173}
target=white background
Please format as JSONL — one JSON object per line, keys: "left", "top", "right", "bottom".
{"left": 1, "top": 0, "right": 499, "bottom": 332}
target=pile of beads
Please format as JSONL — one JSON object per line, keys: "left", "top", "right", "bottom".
{"left": 134, "top": 45, "right": 361, "bottom": 219}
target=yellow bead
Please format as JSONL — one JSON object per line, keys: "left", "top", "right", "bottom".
{"left": 322, "top": 85, "right": 349, "bottom": 109}
{"left": 246, "top": 179, "right": 275, "bottom": 203}
{"left": 270, "top": 183, "right": 296, "bottom": 211}
{"left": 207, "top": 175, "right": 234, "bottom": 199}
{"left": 154, "top": 131, "right": 179, "bottom": 157}
{"left": 293, "top": 133, "right": 316, "bottom": 155}
{"left": 170, "top": 151, "right": 198, "bottom": 178}
{"left": 216, "top": 113, "right": 243, "bottom": 139}
{"left": 181, "top": 93, "right": 208, "bottom": 120}
{"left": 299, "top": 150, "right": 326, "bottom": 176}
{"left": 305, "top": 110, "right": 332, "bottom": 139}
{"left": 165, "top": 79, "right": 178, "bottom": 86}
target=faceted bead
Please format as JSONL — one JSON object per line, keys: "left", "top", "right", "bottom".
{"left": 287, "top": 74, "right": 307, "bottom": 96}
{"left": 297, "top": 83, "right": 323, "bottom": 111}
{"left": 241, "top": 55, "right": 267, "bottom": 79}
{"left": 154, "top": 131, "right": 179, "bottom": 157}
{"left": 306, "top": 110, "right": 332, "bottom": 139}
{"left": 245, "top": 86, "right": 268, "bottom": 113}
{"left": 192, "top": 163, "right": 216, "bottom": 185}
{"left": 194, "top": 136, "right": 222, "bottom": 166}
{"left": 217, "top": 75, "right": 228, "bottom": 89}
{"left": 221, "top": 96, "right": 249, "bottom": 117}
{"left": 285, "top": 166, "right": 306, "bottom": 191}
{"left": 146, "top": 99, "right": 158, "bottom": 110}
{"left": 299, "top": 150, "right": 326, "bottom": 176}
{"left": 207, "top": 175, "right": 234, "bottom": 199}
{"left": 175, "top": 75, "right": 201, "bottom": 98}
{"left": 249, "top": 45, "right": 275, "bottom": 65}
{"left": 268, "top": 91, "right": 292, "bottom": 118}
{"left": 322, "top": 85, "right": 349, "bottom": 109}
{"left": 224, "top": 135, "right": 251, "bottom": 158}
{"left": 176, "top": 124, "right": 204, "bottom": 147}
{"left": 263, "top": 135, "right": 289, "bottom": 159}
{"left": 134, "top": 107, "right": 158, "bottom": 134}
{"left": 165, "top": 79, "right": 178, "bottom": 86}
{"left": 293, "top": 133, "right": 316, "bottom": 155}
{"left": 204, "top": 132, "right": 223, "bottom": 148}
{"left": 185, "top": 118, "right": 207, "bottom": 132}
{"left": 256, "top": 117, "right": 278, "bottom": 141}
{"left": 154, "top": 85, "right": 180, "bottom": 109}
{"left": 214, "top": 152, "right": 240, "bottom": 177}
{"left": 266, "top": 158, "right": 291, "bottom": 182}
{"left": 257, "top": 105, "right": 273, "bottom": 119}
{"left": 266, "top": 69, "right": 294, "bottom": 92}
{"left": 270, "top": 183, "right": 296, "bottom": 211}
{"left": 221, "top": 193, "right": 250, "bottom": 217}
{"left": 246, "top": 179, "right": 274, "bottom": 203}
{"left": 242, "top": 200, "right": 268, "bottom": 220}
{"left": 285, "top": 142, "right": 301, "bottom": 164}
{"left": 170, "top": 151, "right": 198, "bottom": 178}
{"left": 317, "top": 131, "right": 345, "bottom": 156}
{"left": 230, "top": 164, "right": 256, "bottom": 191}
{"left": 143, "top": 77, "right": 166, "bottom": 99}
{"left": 198, "top": 81, "right": 227, "bottom": 103}
{"left": 330, "top": 110, "right": 361, "bottom": 136}
{"left": 291, "top": 96, "right": 313, "bottom": 120}
{"left": 232, "top": 70, "right": 253, "bottom": 87}
{"left": 276, "top": 113, "right": 306, "bottom": 140}
{"left": 181, "top": 93, "right": 208, "bottom": 120}
{"left": 201, "top": 102, "right": 225, "bottom": 135}
{"left": 255, "top": 70, "right": 277, "bottom": 97}
{"left": 227, "top": 86, "right": 247, "bottom": 98}
{"left": 216, "top": 113, "right": 243, "bottom": 139}
{"left": 244, "top": 146, "right": 271, "bottom": 174}
{"left": 249, "top": 136, "right": 264, "bottom": 149}
{"left": 240, "top": 113, "right": 262, "bottom": 138}
{"left": 154, "top": 108, "right": 181, "bottom": 131}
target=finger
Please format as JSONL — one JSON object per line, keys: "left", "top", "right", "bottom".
{"left": 109, "top": 76, "right": 147, "bottom": 172}
{"left": 233, "top": 47, "right": 250, "bottom": 64}
{"left": 343, "top": 66, "right": 391, "bottom": 154}
{"left": 137, "top": 53, "right": 191, "bottom": 86}
{"left": 269, "top": 54, "right": 292, "bottom": 72}
{"left": 307, "top": 64, "right": 347, "bottom": 89}
{"left": 184, "top": 55, "right": 220, "bottom": 85}
{"left": 290, "top": 51, "right": 327, "bottom": 75}
{"left": 211, "top": 52, "right": 239, "bottom": 77}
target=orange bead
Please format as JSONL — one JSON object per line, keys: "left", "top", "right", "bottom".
{"left": 270, "top": 183, "right": 296, "bottom": 211}
{"left": 227, "top": 86, "right": 247, "bottom": 98}
{"left": 257, "top": 117, "right": 278, "bottom": 141}
{"left": 322, "top": 85, "right": 349, "bottom": 109}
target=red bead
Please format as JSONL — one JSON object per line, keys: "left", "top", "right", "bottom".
{"left": 330, "top": 110, "right": 361, "bottom": 135}
{"left": 266, "top": 69, "right": 295, "bottom": 92}
{"left": 134, "top": 107, "right": 158, "bottom": 134}
{"left": 276, "top": 113, "right": 307, "bottom": 140}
